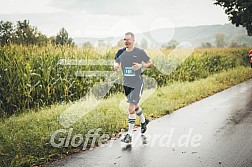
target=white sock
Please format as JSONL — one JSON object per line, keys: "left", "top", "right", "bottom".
{"left": 128, "top": 113, "right": 136, "bottom": 136}
{"left": 136, "top": 107, "right": 145, "bottom": 123}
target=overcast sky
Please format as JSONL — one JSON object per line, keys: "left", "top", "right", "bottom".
{"left": 0, "top": 0, "right": 229, "bottom": 38}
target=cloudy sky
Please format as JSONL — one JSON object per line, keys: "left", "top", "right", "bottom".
{"left": 0, "top": 0, "right": 229, "bottom": 38}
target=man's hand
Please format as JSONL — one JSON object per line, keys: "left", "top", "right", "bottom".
{"left": 114, "top": 62, "right": 120, "bottom": 72}
{"left": 132, "top": 60, "right": 152, "bottom": 71}
{"left": 132, "top": 62, "right": 142, "bottom": 71}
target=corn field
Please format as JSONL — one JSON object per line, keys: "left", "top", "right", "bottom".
{"left": 0, "top": 45, "right": 250, "bottom": 116}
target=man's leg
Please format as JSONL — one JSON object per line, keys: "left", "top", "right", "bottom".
{"left": 132, "top": 83, "right": 149, "bottom": 134}
{"left": 136, "top": 105, "right": 149, "bottom": 134}
{"left": 121, "top": 85, "right": 136, "bottom": 143}
{"left": 121, "top": 103, "right": 136, "bottom": 143}
{"left": 135, "top": 105, "right": 145, "bottom": 124}
{"left": 127, "top": 103, "right": 136, "bottom": 136}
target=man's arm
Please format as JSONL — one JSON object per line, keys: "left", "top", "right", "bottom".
{"left": 114, "top": 60, "right": 120, "bottom": 71}
{"left": 142, "top": 60, "right": 152, "bottom": 68}
{"left": 114, "top": 48, "right": 125, "bottom": 71}
{"left": 132, "top": 60, "right": 152, "bottom": 71}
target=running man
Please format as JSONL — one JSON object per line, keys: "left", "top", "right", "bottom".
{"left": 114, "top": 32, "right": 153, "bottom": 143}
{"left": 249, "top": 49, "right": 252, "bottom": 68}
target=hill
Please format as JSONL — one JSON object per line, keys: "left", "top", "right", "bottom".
{"left": 74, "top": 24, "right": 252, "bottom": 48}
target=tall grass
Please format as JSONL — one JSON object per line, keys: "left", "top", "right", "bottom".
{"left": 0, "top": 45, "right": 250, "bottom": 116}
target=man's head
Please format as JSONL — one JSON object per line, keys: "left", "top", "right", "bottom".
{"left": 249, "top": 49, "right": 252, "bottom": 56}
{"left": 124, "top": 32, "right": 135, "bottom": 49}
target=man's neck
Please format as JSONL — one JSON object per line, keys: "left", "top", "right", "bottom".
{"left": 126, "top": 46, "right": 134, "bottom": 52}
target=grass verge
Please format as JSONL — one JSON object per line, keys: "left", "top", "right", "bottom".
{"left": 0, "top": 66, "right": 252, "bottom": 167}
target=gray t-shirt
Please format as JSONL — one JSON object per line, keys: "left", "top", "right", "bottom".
{"left": 114, "top": 47, "right": 150, "bottom": 88}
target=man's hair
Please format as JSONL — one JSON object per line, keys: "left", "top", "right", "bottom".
{"left": 125, "top": 32, "right": 135, "bottom": 40}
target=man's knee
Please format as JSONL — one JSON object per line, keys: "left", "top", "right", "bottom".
{"left": 128, "top": 103, "right": 136, "bottom": 114}
{"left": 129, "top": 110, "right": 135, "bottom": 114}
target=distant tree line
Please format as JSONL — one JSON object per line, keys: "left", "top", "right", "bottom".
{"left": 0, "top": 19, "right": 74, "bottom": 46}
{"left": 160, "top": 33, "right": 249, "bottom": 49}
{"left": 201, "top": 33, "right": 249, "bottom": 48}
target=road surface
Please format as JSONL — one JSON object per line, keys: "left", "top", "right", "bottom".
{"left": 48, "top": 79, "right": 252, "bottom": 167}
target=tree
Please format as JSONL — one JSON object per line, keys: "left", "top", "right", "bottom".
{"left": 36, "top": 32, "right": 48, "bottom": 46}
{"left": 162, "top": 40, "right": 178, "bottom": 49}
{"left": 214, "top": 0, "right": 252, "bottom": 36}
{"left": 97, "top": 40, "right": 106, "bottom": 48}
{"left": 0, "top": 19, "right": 49, "bottom": 46}
{"left": 14, "top": 20, "right": 48, "bottom": 46}
{"left": 241, "top": 43, "right": 248, "bottom": 48}
{"left": 55, "top": 28, "right": 74, "bottom": 46}
{"left": 0, "top": 21, "right": 14, "bottom": 46}
{"left": 49, "top": 36, "right": 56, "bottom": 45}
{"left": 15, "top": 20, "right": 37, "bottom": 45}
{"left": 229, "top": 40, "right": 240, "bottom": 48}
{"left": 215, "top": 33, "right": 225, "bottom": 48}
{"left": 82, "top": 41, "right": 93, "bottom": 48}
{"left": 201, "top": 42, "right": 212, "bottom": 48}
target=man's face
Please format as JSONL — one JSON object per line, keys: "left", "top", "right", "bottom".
{"left": 124, "top": 35, "right": 134, "bottom": 48}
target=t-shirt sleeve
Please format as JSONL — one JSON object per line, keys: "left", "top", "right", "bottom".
{"left": 141, "top": 49, "right": 150, "bottom": 62}
{"left": 114, "top": 49, "right": 124, "bottom": 63}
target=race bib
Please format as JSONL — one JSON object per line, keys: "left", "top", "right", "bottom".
{"left": 123, "top": 67, "right": 135, "bottom": 76}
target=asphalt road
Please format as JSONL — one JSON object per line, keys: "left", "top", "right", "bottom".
{"left": 48, "top": 79, "right": 252, "bottom": 167}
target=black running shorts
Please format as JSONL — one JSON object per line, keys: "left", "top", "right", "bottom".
{"left": 123, "top": 82, "right": 144, "bottom": 105}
